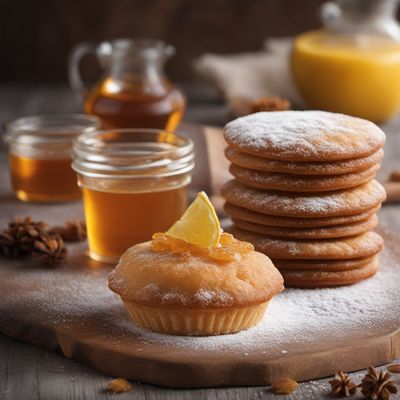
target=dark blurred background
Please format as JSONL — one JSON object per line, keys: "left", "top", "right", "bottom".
{"left": 0, "top": 0, "right": 325, "bottom": 84}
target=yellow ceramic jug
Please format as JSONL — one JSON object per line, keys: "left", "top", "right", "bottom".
{"left": 292, "top": 0, "right": 400, "bottom": 122}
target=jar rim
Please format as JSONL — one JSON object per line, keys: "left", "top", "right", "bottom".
{"left": 4, "top": 114, "right": 101, "bottom": 146}
{"left": 72, "top": 128, "right": 195, "bottom": 179}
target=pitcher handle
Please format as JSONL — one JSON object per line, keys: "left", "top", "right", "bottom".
{"left": 68, "top": 42, "right": 97, "bottom": 100}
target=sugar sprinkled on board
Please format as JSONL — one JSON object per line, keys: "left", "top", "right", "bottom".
{"left": 0, "top": 225, "right": 398, "bottom": 357}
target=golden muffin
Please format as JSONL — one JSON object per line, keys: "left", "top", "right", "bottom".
{"left": 108, "top": 232, "right": 284, "bottom": 336}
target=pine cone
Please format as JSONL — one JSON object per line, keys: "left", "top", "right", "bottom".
{"left": 329, "top": 370, "right": 357, "bottom": 397}
{"left": 0, "top": 217, "right": 48, "bottom": 257}
{"left": 360, "top": 367, "right": 398, "bottom": 400}
{"left": 51, "top": 220, "right": 86, "bottom": 242}
{"left": 33, "top": 234, "right": 67, "bottom": 267}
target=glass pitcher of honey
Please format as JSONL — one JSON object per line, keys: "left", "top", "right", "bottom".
{"left": 292, "top": 0, "right": 400, "bottom": 122}
{"left": 69, "top": 39, "right": 186, "bottom": 130}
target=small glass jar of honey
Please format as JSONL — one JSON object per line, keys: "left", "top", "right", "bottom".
{"left": 5, "top": 115, "right": 100, "bottom": 202}
{"left": 72, "top": 129, "right": 194, "bottom": 263}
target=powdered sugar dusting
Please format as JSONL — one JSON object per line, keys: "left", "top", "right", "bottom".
{"left": 120, "top": 280, "right": 234, "bottom": 307}
{"left": 224, "top": 111, "right": 385, "bottom": 161}
{"left": 0, "top": 224, "right": 398, "bottom": 356}
{"left": 229, "top": 163, "right": 378, "bottom": 192}
{"left": 225, "top": 147, "right": 384, "bottom": 176}
{"left": 230, "top": 229, "right": 383, "bottom": 259}
{"left": 221, "top": 180, "right": 386, "bottom": 217}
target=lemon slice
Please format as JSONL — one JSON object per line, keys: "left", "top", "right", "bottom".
{"left": 166, "top": 191, "right": 220, "bottom": 248}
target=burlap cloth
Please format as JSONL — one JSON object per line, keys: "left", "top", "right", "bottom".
{"left": 194, "top": 37, "right": 304, "bottom": 115}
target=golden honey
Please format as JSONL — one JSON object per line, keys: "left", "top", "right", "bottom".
{"left": 5, "top": 115, "right": 100, "bottom": 203}
{"left": 69, "top": 39, "right": 186, "bottom": 130}
{"left": 82, "top": 186, "right": 187, "bottom": 261}
{"left": 85, "top": 79, "right": 185, "bottom": 130}
{"left": 73, "top": 129, "right": 194, "bottom": 263}
{"left": 9, "top": 155, "right": 80, "bottom": 202}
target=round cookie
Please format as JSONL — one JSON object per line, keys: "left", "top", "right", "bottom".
{"left": 225, "top": 147, "right": 384, "bottom": 176}
{"left": 229, "top": 163, "right": 379, "bottom": 192}
{"left": 272, "top": 255, "right": 377, "bottom": 271}
{"left": 224, "top": 202, "right": 381, "bottom": 228}
{"left": 280, "top": 258, "right": 379, "bottom": 288}
{"left": 224, "top": 111, "right": 386, "bottom": 161}
{"left": 229, "top": 228, "right": 384, "bottom": 260}
{"left": 221, "top": 180, "right": 386, "bottom": 218}
{"left": 232, "top": 215, "right": 378, "bottom": 239}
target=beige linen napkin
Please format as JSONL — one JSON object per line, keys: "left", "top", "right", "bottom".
{"left": 194, "top": 37, "right": 304, "bottom": 115}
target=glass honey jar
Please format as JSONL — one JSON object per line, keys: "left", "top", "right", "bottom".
{"left": 72, "top": 129, "right": 194, "bottom": 263}
{"left": 4, "top": 114, "right": 100, "bottom": 202}
{"left": 69, "top": 39, "right": 186, "bottom": 130}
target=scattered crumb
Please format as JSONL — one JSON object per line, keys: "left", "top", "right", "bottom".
{"left": 250, "top": 96, "right": 291, "bottom": 113}
{"left": 388, "top": 364, "right": 400, "bottom": 374}
{"left": 106, "top": 378, "right": 132, "bottom": 394}
{"left": 271, "top": 377, "right": 299, "bottom": 394}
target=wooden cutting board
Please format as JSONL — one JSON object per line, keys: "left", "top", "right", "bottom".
{"left": 0, "top": 227, "right": 399, "bottom": 388}
{"left": 0, "top": 123, "right": 399, "bottom": 388}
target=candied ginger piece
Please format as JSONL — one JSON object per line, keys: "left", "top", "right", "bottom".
{"left": 168, "top": 237, "right": 191, "bottom": 253}
{"left": 151, "top": 233, "right": 170, "bottom": 252}
{"left": 219, "top": 232, "right": 234, "bottom": 245}
{"left": 208, "top": 247, "right": 241, "bottom": 262}
{"left": 151, "top": 230, "right": 253, "bottom": 261}
{"left": 230, "top": 239, "right": 254, "bottom": 254}
{"left": 190, "top": 244, "right": 209, "bottom": 257}
{"left": 152, "top": 232, "right": 164, "bottom": 240}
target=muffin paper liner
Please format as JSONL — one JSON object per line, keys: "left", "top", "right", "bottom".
{"left": 123, "top": 300, "right": 269, "bottom": 336}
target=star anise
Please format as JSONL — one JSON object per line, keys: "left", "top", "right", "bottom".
{"left": 329, "top": 369, "right": 357, "bottom": 397}
{"left": 33, "top": 234, "right": 67, "bottom": 267}
{"left": 0, "top": 216, "right": 48, "bottom": 257}
{"left": 359, "top": 366, "right": 398, "bottom": 400}
{"left": 51, "top": 220, "right": 87, "bottom": 242}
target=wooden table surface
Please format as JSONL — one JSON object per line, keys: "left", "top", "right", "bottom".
{"left": 0, "top": 84, "right": 399, "bottom": 400}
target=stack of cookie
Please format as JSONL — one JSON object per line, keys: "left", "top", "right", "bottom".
{"left": 222, "top": 111, "right": 386, "bottom": 288}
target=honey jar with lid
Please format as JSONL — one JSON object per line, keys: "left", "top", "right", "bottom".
{"left": 72, "top": 128, "right": 195, "bottom": 263}
{"left": 4, "top": 114, "right": 100, "bottom": 202}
